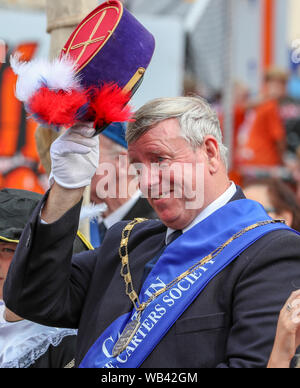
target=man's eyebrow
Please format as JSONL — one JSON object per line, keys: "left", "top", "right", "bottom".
{"left": 149, "top": 149, "right": 162, "bottom": 155}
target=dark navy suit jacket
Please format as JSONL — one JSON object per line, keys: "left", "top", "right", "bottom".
{"left": 4, "top": 188, "right": 300, "bottom": 368}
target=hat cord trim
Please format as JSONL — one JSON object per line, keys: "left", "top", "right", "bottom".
{"left": 77, "top": 230, "right": 94, "bottom": 250}
{"left": 0, "top": 236, "right": 19, "bottom": 244}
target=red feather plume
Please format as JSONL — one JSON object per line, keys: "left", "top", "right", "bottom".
{"left": 90, "top": 83, "right": 133, "bottom": 128}
{"left": 28, "top": 87, "right": 89, "bottom": 127}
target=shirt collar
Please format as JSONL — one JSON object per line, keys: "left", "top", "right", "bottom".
{"left": 166, "top": 182, "right": 237, "bottom": 244}
{"left": 103, "top": 191, "right": 141, "bottom": 229}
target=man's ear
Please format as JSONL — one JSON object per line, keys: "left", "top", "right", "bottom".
{"left": 203, "top": 136, "right": 220, "bottom": 174}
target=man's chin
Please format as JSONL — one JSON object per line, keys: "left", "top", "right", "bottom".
{"left": 153, "top": 206, "right": 197, "bottom": 230}
{"left": 154, "top": 209, "right": 182, "bottom": 229}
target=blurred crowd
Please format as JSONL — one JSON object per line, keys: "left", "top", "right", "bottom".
{"left": 220, "top": 66, "right": 300, "bottom": 190}
{"left": 183, "top": 64, "right": 300, "bottom": 234}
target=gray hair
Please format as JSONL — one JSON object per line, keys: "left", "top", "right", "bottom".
{"left": 126, "top": 96, "right": 228, "bottom": 168}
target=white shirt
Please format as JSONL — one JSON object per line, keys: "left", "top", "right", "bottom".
{"left": 166, "top": 183, "right": 237, "bottom": 244}
{"left": 103, "top": 190, "right": 142, "bottom": 229}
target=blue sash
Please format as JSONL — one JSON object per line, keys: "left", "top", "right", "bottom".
{"left": 79, "top": 199, "right": 294, "bottom": 368}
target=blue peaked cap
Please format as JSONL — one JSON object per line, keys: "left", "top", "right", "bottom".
{"left": 102, "top": 122, "right": 128, "bottom": 149}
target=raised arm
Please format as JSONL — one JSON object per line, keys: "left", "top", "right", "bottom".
{"left": 4, "top": 124, "right": 99, "bottom": 328}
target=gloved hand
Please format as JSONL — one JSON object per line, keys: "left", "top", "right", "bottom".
{"left": 49, "top": 123, "right": 99, "bottom": 189}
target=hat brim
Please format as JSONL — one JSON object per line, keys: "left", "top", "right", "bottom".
{"left": 0, "top": 236, "right": 19, "bottom": 244}
{"left": 0, "top": 231, "right": 94, "bottom": 250}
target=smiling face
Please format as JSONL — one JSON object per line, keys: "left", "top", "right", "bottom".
{"left": 128, "top": 118, "right": 228, "bottom": 230}
{"left": 0, "top": 242, "right": 17, "bottom": 299}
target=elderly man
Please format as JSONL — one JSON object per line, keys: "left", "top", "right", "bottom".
{"left": 90, "top": 122, "right": 156, "bottom": 248}
{"left": 4, "top": 96, "right": 300, "bottom": 368}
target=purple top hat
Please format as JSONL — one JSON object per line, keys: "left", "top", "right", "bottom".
{"left": 61, "top": 0, "right": 155, "bottom": 133}
{"left": 11, "top": 1, "right": 155, "bottom": 134}
{"left": 62, "top": 0, "right": 155, "bottom": 93}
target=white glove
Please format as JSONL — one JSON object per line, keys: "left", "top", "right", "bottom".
{"left": 49, "top": 123, "right": 99, "bottom": 189}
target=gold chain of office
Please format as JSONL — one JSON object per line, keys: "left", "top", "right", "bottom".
{"left": 119, "top": 218, "right": 285, "bottom": 315}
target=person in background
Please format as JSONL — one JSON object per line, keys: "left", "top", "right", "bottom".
{"left": 0, "top": 189, "right": 91, "bottom": 368}
{"left": 265, "top": 67, "right": 300, "bottom": 163}
{"left": 216, "top": 81, "right": 249, "bottom": 186}
{"left": 244, "top": 177, "right": 300, "bottom": 368}
{"left": 267, "top": 290, "right": 300, "bottom": 368}
{"left": 237, "top": 68, "right": 287, "bottom": 170}
{"left": 90, "top": 122, "right": 157, "bottom": 248}
{"left": 263, "top": 67, "right": 289, "bottom": 103}
{"left": 243, "top": 178, "right": 300, "bottom": 231}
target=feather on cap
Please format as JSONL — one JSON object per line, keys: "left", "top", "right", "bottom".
{"left": 10, "top": 53, "right": 82, "bottom": 102}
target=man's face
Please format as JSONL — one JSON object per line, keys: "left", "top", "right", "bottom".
{"left": 91, "top": 135, "right": 128, "bottom": 204}
{"left": 128, "top": 118, "right": 208, "bottom": 230}
{"left": 0, "top": 242, "right": 17, "bottom": 299}
{"left": 264, "top": 79, "right": 286, "bottom": 100}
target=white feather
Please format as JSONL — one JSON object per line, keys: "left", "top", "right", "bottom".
{"left": 79, "top": 203, "right": 108, "bottom": 223}
{"left": 10, "top": 53, "right": 82, "bottom": 103}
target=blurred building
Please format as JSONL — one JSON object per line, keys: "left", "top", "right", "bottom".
{"left": 288, "top": 0, "right": 300, "bottom": 42}
{"left": 126, "top": 0, "right": 289, "bottom": 97}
